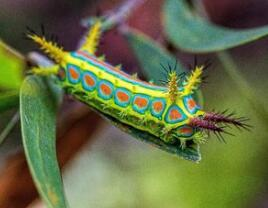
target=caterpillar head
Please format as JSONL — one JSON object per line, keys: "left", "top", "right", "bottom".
{"left": 165, "top": 63, "right": 250, "bottom": 148}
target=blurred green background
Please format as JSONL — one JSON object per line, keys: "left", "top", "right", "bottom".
{"left": 0, "top": 0, "right": 268, "bottom": 207}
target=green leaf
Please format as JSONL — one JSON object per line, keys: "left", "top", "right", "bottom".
{"left": 20, "top": 76, "right": 67, "bottom": 208}
{"left": 100, "top": 110, "right": 201, "bottom": 162}
{"left": 123, "top": 28, "right": 185, "bottom": 85}
{"left": 163, "top": 0, "right": 268, "bottom": 53}
{"left": 0, "top": 40, "right": 24, "bottom": 89}
{"left": 0, "top": 91, "right": 19, "bottom": 113}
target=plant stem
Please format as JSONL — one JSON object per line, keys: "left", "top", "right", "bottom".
{"left": 0, "top": 111, "right": 20, "bottom": 145}
{"left": 81, "top": 0, "right": 148, "bottom": 30}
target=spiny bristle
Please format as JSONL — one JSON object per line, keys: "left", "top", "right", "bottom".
{"left": 204, "top": 111, "right": 251, "bottom": 131}
{"left": 190, "top": 117, "right": 224, "bottom": 133}
{"left": 160, "top": 60, "right": 179, "bottom": 79}
{"left": 81, "top": 20, "right": 102, "bottom": 55}
{"left": 190, "top": 117, "right": 227, "bottom": 143}
{"left": 183, "top": 65, "right": 203, "bottom": 95}
{"left": 27, "top": 32, "right": 65, "bottom": 64}
{"left": 167, "top": 71, "right": 180, "bottom": 103}
{"left": 190, "top": 109, "right": 250, "bottom": 143}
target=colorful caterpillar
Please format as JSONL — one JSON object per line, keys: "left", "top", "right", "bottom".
{"left": 26, "top": 21, "right": 249, "bottom": 149}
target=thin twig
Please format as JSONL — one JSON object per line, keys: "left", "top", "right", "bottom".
{"left": 81, "top": 0, "right": 148, "bottom": 30}
{"left": 0, "top": 111, "right": 20, "bottom": 145}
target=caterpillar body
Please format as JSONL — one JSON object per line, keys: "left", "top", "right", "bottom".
{"left": 27, "top": 21, "right": 248, "bottom": 149}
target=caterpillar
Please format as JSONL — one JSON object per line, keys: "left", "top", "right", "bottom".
{"left": 26, "top": 21, "right": 249, "bottom": 150}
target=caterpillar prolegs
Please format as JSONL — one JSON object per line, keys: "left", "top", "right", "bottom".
{"left": 27, "top": 21, "right": 249, "bottom": 149}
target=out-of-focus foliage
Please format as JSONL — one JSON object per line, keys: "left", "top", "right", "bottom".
{"left": 123, "top": 28, "right": 185, "bottom": 84}
{"left": 164, "top": 0, "right": 268, "bottom": 52}
{"left": 20, "top": 76, "right": 67, "bottom": 208}
{"left": 0, "top": 91, "right": 19, "bottom": 114}
{"left": 0, "top": 41, "right": 24, "bottom": 89}
{"left": 0, "top": 41, "right": 24, "bottom": 112}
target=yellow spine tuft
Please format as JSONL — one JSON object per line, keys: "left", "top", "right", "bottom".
{"left": 27, "top": 34, "right": 65, "bottom": 64}
{"left": 131, "top": 73, "right": 138, "bottom": 80}
{"left": 183, "top": 66, "right": 203, "bottom": 95}
{"left": 115, "top": 64, "right": 122, "bottom": 71}
{"left": 167, "top": 71, "right": 180, "bottom": 103}
{"left": 98, "top": 55, "right": 106, "bottom": 61}
{"left": 81, "top": 20, "right": 102, "bottom": 55}
{"left": 31, "top": 65, "right": 59, "bottom": 76}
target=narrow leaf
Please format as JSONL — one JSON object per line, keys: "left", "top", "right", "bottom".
{"left": 20, "top": 76, "right": 67, "bottom": 208}
{"left": 163, "top": 0, "right": 268, "bottom": 52}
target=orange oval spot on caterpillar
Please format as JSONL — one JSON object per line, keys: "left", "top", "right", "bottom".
{"left": 114, "top": 88, "right": 131, "bottom": 107}
{"left": 98, "top": 80, "right": 114, "bottom": 100}
{"left": 150, "top": 99, "right": 166, "bottom": 119}
{"left": 183, "top": 96, "right": 200, "bottom": 114}
{"left": 187, "top": 98, "right": 196, "bottom": 110}
{"left": 82, "top": 71, "right": 97, "bottom": 91}
{"left": 165, "top": 105, "right": 186, "bottom": 124}
{"left": 133, "top": 94, "right": 150, "bottom": 114}
{"left": 153, "top": 101, "right": 163, "bottom": 112}
{"left": 134, "top": 97, "right": 148, "bottom": 108}
{"left": 117, "top": 91, "right": 130, "bottom": 102}
{"left": 170, "top": 109, "right": 183, "bottom": 120}
{"left": 70, "top": 67, "right": 79, "bottom": 79}
{"left": 100, "top": 84, "right": 112, "bottom": 95}
{"left": 67, "top": 65, "right": 81, "bottom": 84}
{"left": 179, "top": 127, "right": 192, "bottom": 134}
{"left": 176, "top": 125, "right": 194, "bottom": 137}
{"left": 85, "top": 74, "right": 95, "bottom": 87}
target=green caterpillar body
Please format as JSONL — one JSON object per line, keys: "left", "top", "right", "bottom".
{"left": 57, "top": 50, "right": 204, "bottom": 145}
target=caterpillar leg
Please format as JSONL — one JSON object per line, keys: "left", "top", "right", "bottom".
{"left": 160, "top": 127, "right": 176, "bottom": 143}
{"left": 30, "top": 65, "right": 59, "bottom": 76}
